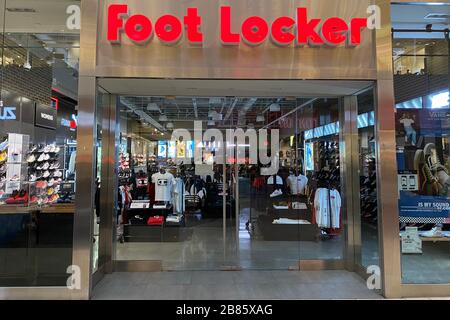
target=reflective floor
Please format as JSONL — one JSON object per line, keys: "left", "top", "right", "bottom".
{"left": 92, "top": 270, "right": 383, "bottom": 300}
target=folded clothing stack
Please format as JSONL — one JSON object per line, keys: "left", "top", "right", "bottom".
{"left": 166, "top": 214, "right": 183, "bottom": 223}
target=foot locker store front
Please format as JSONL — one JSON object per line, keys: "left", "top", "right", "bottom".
{"left": 2, "top": 0, "right": 450, "bottom": 299}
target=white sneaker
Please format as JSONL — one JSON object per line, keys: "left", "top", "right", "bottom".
{"left": 53, "top": 170, "right": 62, "bottom": 178}
{"left": 37, "top": 153, "right": 46, "bottom": 162}
{"left": 49, "top": 162, "right": 60, "bottom": 170}
{"left": 270, "top": 189, "right": 283, "bottom": 198}
{"left": 43, "top": 170, "right": 51, "bottom": 178}
{"left": 47, "top": 178, "right": 55, "bottom": 187}
{"left": 422, "top": 226, "right": 443, "bottom": 238}
{"left": 27, "top": 154, "right": 36, "bottom": 163}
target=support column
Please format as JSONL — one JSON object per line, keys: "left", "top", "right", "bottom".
{"left": 375, "top": 0, "right": 402, "bottom": 298}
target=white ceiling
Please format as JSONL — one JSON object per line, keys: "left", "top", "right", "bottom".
{"left": 98, "top": 79, "right": 373, "bottom": 97}
{"left": 391, "top": 3, "right": 450, "bottom": 37}
{"left": 1, "top": 0, "right": 80, "bottom": 34}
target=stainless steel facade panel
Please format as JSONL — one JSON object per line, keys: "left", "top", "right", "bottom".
{"left": 95, "top": 0, "right": 377, "bottom": 79}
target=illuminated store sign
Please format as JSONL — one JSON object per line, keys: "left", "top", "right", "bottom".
{"left": 107, "top": 5, "right": 368, "bottom": 47}
{"left": 0, "top": 106, "right": 17, "bottom": 120}
{"left": 61, "top": 114, "right": 78, "bottom": 130}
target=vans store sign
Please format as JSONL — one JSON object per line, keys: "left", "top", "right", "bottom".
{"left": 107, "top": 5, "right": 379, "bottom": 47}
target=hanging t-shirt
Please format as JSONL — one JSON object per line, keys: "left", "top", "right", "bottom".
{"left": 287, "top": 175, "right": 308, "bottom": 195}
{"left": 267, "top": 175, "right": 283, "bottom": 185}
{"left": 151, "top": 172, "right": 175, "bottom": 202}
{"left": 313, "top": 188, "right": 341, "bottom": 228}
{"left": 172, "top": 177, "right": 185, "bottom": 213}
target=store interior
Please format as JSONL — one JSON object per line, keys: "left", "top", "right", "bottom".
{"left": 93, "top": 77, "right": 380, "bottom": 271}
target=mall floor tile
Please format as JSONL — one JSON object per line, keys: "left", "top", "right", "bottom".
{"left": 92, "top": 270, "right": 383, "bottom": 300}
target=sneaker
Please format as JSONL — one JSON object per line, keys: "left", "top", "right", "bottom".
{"left": 422, "top": 226, "right": 443, "bottom": 238}
{"left": 43, "top": 171, "right": 50, "bottom": 178}
{"left": 36, "top": 181, "right": 48, "bottom": 189}
{"left": 41, "top": 162, "right": 50, "bottom": 170}
{"left": 44, "top": 154, "right": 50, "bottom": 161}
{"left": 0, "top": 139, "right": 8, "bottom": 152}
{"left": 37, "top": 153, "right": 46, "bottom": 162}
{"left": 29, "top": 145, "right": 38, "bottom": 153}
{"left": 27, "top": 154, "right": 36, "bottom": 163}
{"left": 49, "top": 194, "right": 59, "bottom": 203}
{"left": 15, "top": 190, "right": 28, "bottom": 204}
{"left": 49, "top": 162, "right": 60, "bottom": 170}
{"left": 29, "top": 174, "right": 37, "bottom": 182}
{"left": 43, "top": 145, "right": 51, "bottom": 153}
{"left": 270, "top": 189, "right": 283, "bottom": 198}
{"left": 30, "top": 195, "right": 38, "bottom": 204}
{"left": 54, "top": 146, "right": 60, "bottom": 153}
{"left": 47, "top": 178, "right": 55, "bottom": 187}
{"left": 53, "top": 170, "right": 62, "bottom": 178}
{"left": 10, "top": 175, "right": 20, "bottom": 181}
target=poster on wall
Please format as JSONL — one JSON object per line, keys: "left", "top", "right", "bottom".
{"left": 158, "top": 141, "right": 167, "bottom": 158}
{"left": 399, "top": 191, "right": 450, "bottom": 219}
{"left": 186, "top": 140, "right": 194, "bottom": 158}
{"left": 419, "top": 109, "right": 450, "bottom": 137}
{"left": 167, "top": 140, "right": 176, "bottom": 158}
{"left": 395, "top": 110, "right": 420, "bottom": 147}
{"left": 177, "top": 141, "right": 186, "bottom": 158}
{"left": 304, "top": 142, "right": 314, "bottom": 172}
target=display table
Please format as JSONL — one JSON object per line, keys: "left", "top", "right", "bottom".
{"left": 257, "top": 205, "right": 320, "bottom": 241}
{"left": 124, "top": 205, "right": 190, "bottom": 242}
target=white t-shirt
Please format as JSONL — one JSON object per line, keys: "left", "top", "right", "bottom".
{"left": 400, "top": 118, "right": 414, "bottom": 130}
{"left": 152, "top": 172, "right": 175, "bottom": 202}
{"left": 287, "top": 175, "right": 308, "bottom": 195}
{"left": 267, "top": 175, "right": 283, "bottom": 185}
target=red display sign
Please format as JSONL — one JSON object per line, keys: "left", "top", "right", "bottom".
{"left": 107, "top": 5, "right": 368, "bottom": 47}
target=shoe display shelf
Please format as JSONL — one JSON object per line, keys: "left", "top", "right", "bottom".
{"left": 0, "top": 134, "right": 30, "bottom": 206}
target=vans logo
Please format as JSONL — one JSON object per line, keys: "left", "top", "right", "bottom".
{"left": 0, "top": 106, "right": 17, "bottom": 120}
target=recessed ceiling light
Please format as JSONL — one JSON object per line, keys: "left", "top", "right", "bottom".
{"left": 424, "top": 13, "right": 450, "bottom": 20}
{"left": 6, "top": 8, "right": 36, "bottom": 13}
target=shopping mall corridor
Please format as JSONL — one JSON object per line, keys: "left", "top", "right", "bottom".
{"left": 92, "top": 270, "right": 383, "bottom": 300}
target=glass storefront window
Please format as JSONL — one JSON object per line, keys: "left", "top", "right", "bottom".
{"left": 392, "top": 3, "right": 450, "bottom": 284}
{"left": 0, "top": 0, "right": 80, "bottom": 286}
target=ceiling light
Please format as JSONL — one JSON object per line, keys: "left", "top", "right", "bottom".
{"left": 269, "top": 103, "right": 281, "bottom": 112}
{"left": 147, "top": 103, "right": 160, "bottom": 111}
{"left": 6, "top": 8, "right": 36, "bottom": 13}
{"left": 23, "top": 51, "right": 31, "bottom": 70}
{"left": 424, "top": 13, "right": 450, "bottom": 21}
{"left": 159, "top": 114, "right": 168, "bottom": 121}
{"left": 209, "top": 97, "right": 222, "bottom": 105}
{"left": 256, "top": 115, "right": 265, "bottom": 122}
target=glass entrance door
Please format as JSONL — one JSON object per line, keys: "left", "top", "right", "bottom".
{"left": 99, "top": 93, "right": 367, "bottom": 271}
{"left": 234, "top": 98, "right": 348, "bottom": 269}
